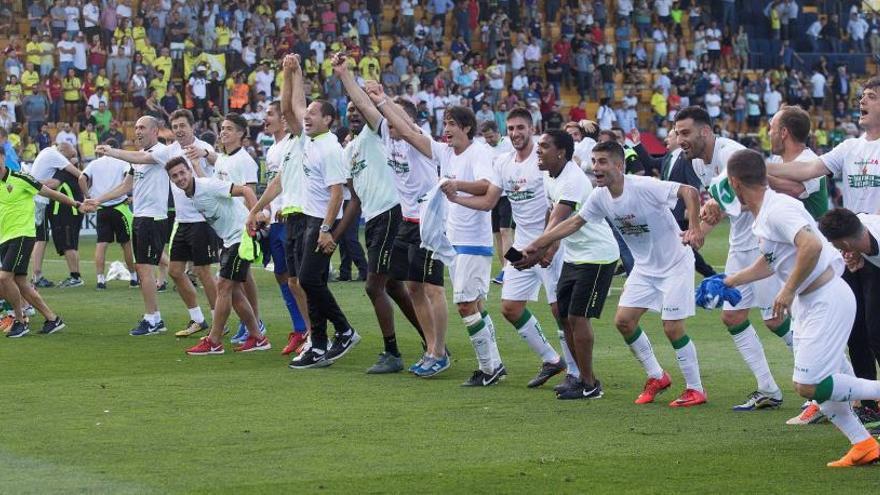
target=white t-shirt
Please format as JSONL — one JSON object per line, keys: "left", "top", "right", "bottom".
{"left": 82, "top": 155, "right": 129, "bottom": 206}
{"left": 344, "top": 124, "right": 399, "bottom": 221}
{"left": 188, "top": 77, "right": 207, "bottom": 99}
{"left": 58, "top": 41, "right": 75, "bottom": 63}
{"left": 30, "top": 146, "right": 70, "bottom": 182}
{"left": 189, "top": 177, "right": 248, "bottom": 248}
{"left": 73, "top": 41, "right": 87, "bottom": 71}
{"left": 545, "top": 161, "right": 619, "bottom": 263}
{"left": 768, "top": 148, "right": 821, "bottom": 199}
{"left": 65, "top": 6, "right": 80, "bottom": 31}
{"left": 55, "top": 130, "right": 77, "bottom": 146}
{"left": 578, "top": 175, "right": 689, "bottom": 276}
{"left": 279, "top": 132, "right": 307, "bottom": 214}
{"left": 166, "top": 139, "right": 215, "bottom": 223}
{"left": 858, "top": 213, "right": 880, "bottom": 269}
{"left": 302, "top": 132, "right": 347, "bottom": 219}
{"left": 432, "top": 139, "right": 495, "bottom": 248}
{"left": 763, "top": 90, "right": 782, "bottom": 115}
{"left": 265, "top": 133, "right": 289, "bottom": 220}
{"left": 691, "top": 135, "right": 743, "bottom": 188}
{"left": 698, "top": 136, "right": 757, "bottom": 252}
{"left": 487, "top": 136, "right": 514, "bottom": 197}
{"left": 821, "top": 135, "right": 880, "bottom": 213}
{"left": 379, "top": 118, "right": 438, "bottom": 219}
{"left": 83, "top": 3, "right": 100, "bottom": 28}
{"left": 310, "top": 40, "right": 326, "bottom": 64}
{"left": 753, "top": 189, "right": 844, "bottom": 293}
{"left": 495, "top": 147, "right": 546, "bottom": 249}
{"left": 130, "top": 142, "right": 174, "bottom": 219}
{"left": 810, "top": 72, "right": 826, "bottom": 98}
{"left": 214, "top": 147, "right": 258, "bottom": 186}
{"left": 706, "top": 27, "right": 722, "bottom": 50}
{"left": 254, "top": 70, "right": 274, "bottom": 98}
{"left": 705, "top": 92, "right": 722, "bottom": 118}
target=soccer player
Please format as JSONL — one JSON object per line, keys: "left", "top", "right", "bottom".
{"left": 78, "top": 138, "right": 137, "bottom": 290}
{"left": 675, "top": 106, "right": 789, "bottom": 411}
{"left": 0, "top": 146, "right": 79, "bottom": 337}
{"left": 186, "top": 113, "right": 264, "bottom": 343}
{"left": 90, "top": 116, "right": 175, "bottom": 336}
{"left": 524, "top": 141, "right": 708, "bottom": 407}
{"left": 375, "top": 99, "right": 504, "bottom": 386}
{"left": 164, "top": 109, "right": 219, "bottom": 338}
{"left": 362, "top": 86, "right": 448, "bottom": 377}
{"left": 330, "top": 54, "right": 423, "bottom": 373}
{"left": 47, "top": 152, "right": 86, "bottom": 289}
{"left": 722, "top": 149, "right": 880, "bottom": 467}
{"left": 521, "top": 129, "right": 620, "bottom": 399}
{"left": 480, "top": 121, "right": 515, "bottom": 285}
{"left": 164, "top": 157, "right": 268, "bottom": 355}
{"left": 28, "top": 142, "right": 81, "bottom": 288}
{"left": 767, "top": 78, "right": 880, "bottom": 423}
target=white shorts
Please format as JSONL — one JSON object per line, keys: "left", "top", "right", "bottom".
{"left": 619, "top": 261, "right": 696, "bottom": 320}
{"left": 723, "top": 249, "right": 780, "bottom": 319}
{"left": 792, "top": 277, "right": 856, "bottom": 384}
{"left": 501, "top": 251, "right": 562, "bottom": 304}
{"left": 449, "top": 254, "right": 492, "bottom": 304}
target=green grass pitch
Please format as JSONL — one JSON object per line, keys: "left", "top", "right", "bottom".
{"left": 0, "top": 222, "right": 877, "bottom": 494}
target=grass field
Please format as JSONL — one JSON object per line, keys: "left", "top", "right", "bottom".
{"left": 1, "top": 222, "right": 878, "bottom": 494}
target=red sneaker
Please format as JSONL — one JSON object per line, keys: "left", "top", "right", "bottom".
{"left": 186, "top": 337, "right": 224, "bottom": 355}
{"left": 235, "top": 335, "right": 272, "bottom": 352}
{"left": 635, "top": 371, "right": 672, "bottom": 404}
{"left": 282, "top": 331, "right": 308, "bottom": 356}
{"left": 669, "top": 388, "right": 708, "bottom": 408}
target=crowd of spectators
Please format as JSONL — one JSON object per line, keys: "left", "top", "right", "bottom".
{"left": 0, "top": 0, "right": 876, "bottom": 170}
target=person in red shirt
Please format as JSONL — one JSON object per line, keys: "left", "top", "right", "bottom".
{"left": 44, "top": 69, "right": 63, "bottom": 122}
{"left": 553, "top": 38, "right": 572, "bottom": 89}
{"left": 569, "top": 99, "right": 587, "bottom": 122}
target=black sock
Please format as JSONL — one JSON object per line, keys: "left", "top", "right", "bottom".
{"left": 383, "top": 335, "right": 400, "bottom": 357}
{"left": 71, "top": 272, "right": 81, "bottom": 279}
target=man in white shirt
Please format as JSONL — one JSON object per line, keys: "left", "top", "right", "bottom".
{"left": 56, "top": 32, "right": 76, "bottom": 76}
{"left": 763, "top": 86, "right": 783, "bottom": 117}
{"left": 55, "top": 123, "right": 77, "bottom": 147}
{"left": 525, "top": 140, "right": 708, "bottom": 407}
{"left": 810, "top": 69, "right": 826, "bottom": 107}
{"left": 478, "top": 121, "right": 515, "bottom": 285}
{"left": 724, "top": 149, "right": 880, "bottom": 468}
{"left": 82, "top": 0, "right": 100, "bottom": 40}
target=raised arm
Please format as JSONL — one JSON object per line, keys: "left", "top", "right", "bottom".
{"left": 363, "top": 81, "right": 433, "bottom": 158}
{"left": 333, "top": 53, "right": 382, "bottom": 130}
{"left": 96, "top": 145, "right": 163, "bottom": 165}
{"left": 280, "top": 53, "right": 303, "bottom": 136}
{"left": 766, "top": 157, "right": 829, "bottom": 182}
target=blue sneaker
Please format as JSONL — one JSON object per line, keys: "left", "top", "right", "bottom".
{"left": 492, "top": 271, "right": 504, "bottom": 285}
{"left": 5, "top": 320, "right": 29, "bottom": 338}
{"left": 230, "top": 321, "right": 248, "bottom": 344}
{"left": 414, "top": 355, "right": 451, "bottom": 378}
{"left": 409, "top": 354, "right": 427, "bottom": 374}
{"left": 129, "top": 319, "right": 165, "bottom": 336}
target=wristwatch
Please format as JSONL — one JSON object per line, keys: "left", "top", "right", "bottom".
{"left": 319, "top": 224, "right": 331, "bottom": 233}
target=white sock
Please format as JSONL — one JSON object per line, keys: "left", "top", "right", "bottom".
{"left": 828, "top": 373, "right": 880, "bottom": 402}
{"left": 819, "top": 400, "right": 872, "bottom": 444}
{"left": 731, "top": 323, "right": 779, "bottom": 395}
{"left": 97, "top": 274, "right": 106, "bottom": 284}
{"left": 211, "top": 309, "right": 215, "bottom": 320}
{"left": 130, "top": 272, "right": 138, "bottom": 282}
{"left": 780, "top": 329, "right": 793, "bottom": 349}
{"left": 482, "top": 311, "right": 503, "bottom": 369}
{"left": 514, "top": 310, "right": 559, "bottom": 363}
{"left": 673, "top": 336, "right": 703, "bottom": 393}
{"left": 188, "top": 306, "right": 205, "bottom": 324}
{"left": 465, "top": 313, "right": 494, "bottom": 373}
{"left": 151, "top": 312, "right": 162, "bottom": 325}
{"left": 558, "top": 329, "right": 580, "bottom": 378}
{"left": 626, "top": 328, "right": 664, "bottom": 380}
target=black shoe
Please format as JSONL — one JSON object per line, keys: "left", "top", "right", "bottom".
{"left": 461, "top": 365, "right": 505, "bottom": 387}
{"left": 337, "top": 274, "right": 352, "bottom": 282}
{"left": 6, "top": 320, "right": 29, "bottom": 338}
{"left": 96, "top": 282, "right": 107, "bottom": 290}
{"left": 289, "top": 346, "right": 331, "bottom": 369}
{"left": 553, "top": 374, "right": 580, "bottom": 394}
{"left": 557, "top": 379, "right": 604, "bottom": 400}
{"left": 527, "top": 359, "right": 567, "bottom": 388}
{"left": 156, "top": 282, "right": 168, "bottom": 293}
{"left": 39, "top": 317, "right": 66, "bottom": 335}
{"left": 33, "top": 276, "right": 54, "bottom": 288}
{"left": 326, "top": 330, "right": 362, "bottom": 362}
{"left": 129, "top": 279, "right": 140, "bottom": 288}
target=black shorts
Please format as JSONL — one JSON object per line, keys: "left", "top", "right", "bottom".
{"left": 0, "top": 237, "right": 35, "bottom": 275}
{"left": 389, "top": 220, "right": 444, "bottom": 286}
{"left": 132, "top": 216, "right": 168, "bottom": 266}
{"left": 218, "top": 243, "right": 250, "bottom": 282}
{"left": 169, "top": 222, "right": 219, "bottom": 266}
{"left": 35, "top": 203, "right": 50, "bottom": 242}
{"left": 365, "top": 205, "right": 402, "bottom": 275}
{"left": 491, "top": 196, "right": 515, "bottom": 233}
{"left": 283, "top": 213, "right": 306, "bottom": 278}
{"left": 50, "top": 216, "right": 82, "bottom": 256}
{"left": 164, "top": 211, "right": 176, "bottom": 244}
{"left": 556, "top": 261, "right": 616, "bottom": 319}
{"left": 96, "top": 204, "right": 131, "bottom": 244}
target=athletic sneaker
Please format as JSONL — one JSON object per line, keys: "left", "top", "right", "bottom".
{"left": 557, "top": 379, "right": 604, "bottom": 400}
{"left": 492, "top": 271, "right": 504, "bottom": 285}
{"left": 186, "top": 337, "right": 224, "bottom": 355}
{"left": 231, "top": 320, "right": 267, "bottom": 344}
{"left": 414, "top": 355, "right": 452, "bottom": 378}
{"left": 175, "top": 320, "right": 208, "bottom": 337}
{"left": 461, "top": 365, "right": 505, "bottom": 387}
{"left": 366, "top": 352, "right": 405, "bottom": 374}
{"left": 325, "top": 330, "right": 361, "bottom": 362}
{"left": 786, "top": 402, "right": 827, "bottom": 425}
{"left": 33, "top": 276, "right": 54, "bottom": 288}
{"left": 732, "top": 390, "right": 783, "bottom": 411}
{"left": 827, "top": 437, "right": 880, "bottom": 467}
{"left": 129, "top": 319, "right": 166, "bottom": 336}
{"left": 281, "top": 331, "right": 309, "bottom": 356}
{"left": 409, "top": 354, "right": 427, "bottom": 373}
{"left": 235, "top": 335, "right": 272, "bottom": 352}
{"left": 669, "top": 388, "right": 708, "bottom": 408}
{"left": 129, "top": 279, "right": 140, "bottom": 288}
{"left": 39, "top": 317, "right": 66, "bottom": 335}
{"left": 289, "top": 345, "right": 330, "bottom": 369}
{"left": 57, "top": 277, "right": 84, "bottom": 288}
{"left": 526, "top": 360, "right": 567, "bottom": 388}
{"left": 634, "top": 371, "right": 672, "bottom": 404}
{"left": 156, "top": 282, "right": 168, "bottom": 293}
{"left": 96, "top": 282, "right": 107, "bottom": 290}
{"left": 5, "top": 320, "right": 29, "bottom": 338}
{"left": 553, "top": 374, "right": 580, "bottom": 394}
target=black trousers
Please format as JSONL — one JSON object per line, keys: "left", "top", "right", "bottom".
{"left": 844, "top": 263, "right": 880, "bottom": 382}
{"left": 337, "top": 200, "right": 368, "bottom": 279}
{"left": 297, "top": 215, "right": 351, "bottom": 347}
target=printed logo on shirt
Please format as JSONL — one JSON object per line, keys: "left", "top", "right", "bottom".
{"left": 614, "top": 214, "right": 650, "bottom": 235}
{"left": 505, "top": 177, "right": 535, "bottom": 202}
{"left": 762, "top": 250, "right": 777, "bottom": 267}
{"left": 350, "top": 150, "right": 367, "bottom": 177}
{"left": 388, "top": 157, "right": 411, "bottom": 174}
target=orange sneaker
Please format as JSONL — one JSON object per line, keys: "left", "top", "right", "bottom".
{"left": 282, "top": 331, "right": 308, "bottom": 356}
{"left": 787, "top": 402, "right": 827, "bottom": 425}
{"left": 635, "top": 371, "right": 672, "bottom": 404}
{"left": 235, "top": 335, "right": 272, "bottom": 353}
{"left": 827, "top": 438, "right": 880, "bottom": 467}
{"left": 0, "top": 315, "right": 14, "bottom": 334}
{"left": 669, "top": 388, "right": 708, "bottom": 407}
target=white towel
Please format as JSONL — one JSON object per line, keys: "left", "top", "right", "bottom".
{"left": 419, "top": 181, "right": 457, "bottom": 266}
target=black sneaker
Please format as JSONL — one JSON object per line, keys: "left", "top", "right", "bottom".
{"left": 156, "top": 282, "right": 168, "bottom": 293}
{"left": 129, "top": 279, "right": 140, "bottom": 288}
{"left": 6, "top": 320, "right": 29, "bottom": 338}
{"left": 461, "top": 365, "right": 505, "bottom": 387}
{"left": 39, "top": 317, "right": 66, "bottom": 335}
{"left": 289, "top": 345, "right": 331, "bottom": 369}
{"left": 96, "top": 282, "right": 107, "bottom": 290}
{"left": 325, "top": 330, "right": 361, "bottom": 362}
{"left": 553, "top": 374, "right": 580, "bottom": 393}
{"left": 526, "top": 359, "right": 567, "bottom": 388}
{"left": 33, "top": 276, "right": 54, "bottom": 288}
{"left": 557, "top": 379, "right": 604, "bottom": 400}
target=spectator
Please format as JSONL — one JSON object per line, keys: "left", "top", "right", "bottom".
{"left": 651, "top": 24, "right": 668, "bottom": 69}
{"left": 810, "top": 67, "right": 827, "bottom": 108}
{"left": 822, "top": 13, "right": 843, "bottom": 53}
{"left": 806, "top": 16, "right": 823, "bottom": 52}
{"left": 79, "top": 121, "right": 98, "bottom": 162}
{"left": 848, "top": 11, "right": 869, "bottom": 53}
{"left": 596, "top": 97, "right": 616, "bottom": 130}
{"left": 763, "top": 85, "right": 783, "bottom": 117}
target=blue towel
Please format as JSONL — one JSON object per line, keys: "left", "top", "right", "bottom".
{"left": 695, "top": 274, "right": 743, "bottom": 309}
